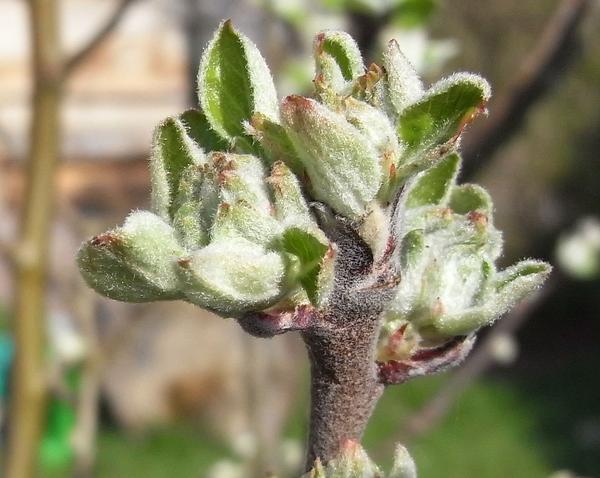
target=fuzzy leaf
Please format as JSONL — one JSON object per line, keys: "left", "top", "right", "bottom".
{"left": 405, "top": 153, "right": 461, "bottom": 208}
{"left": 171, "top": 165, "right": 211, "bottom": 249}
{"left": 208, "top": 152, "right": 272, "bottom": 215}
{"left": 389, "top": 444, "right": 418, "bottom": 478}
{"left": 494, "top": 260, "right": 551, "bottom": 303}
{"left": 150, "top": 117, "right": 205, "bottom": 220}
{"left": 198, "top": 20, "right": 279, "bottom": 143}
{"left": 281, "top": 227, "right": 329, "bottom": 304}
{"left": 172, "top": 202, "right": 206, "bottom": 250}
{"left": 178, "top": 237, "right": 286, "bottom": 316}
{"left": 179, "top": 109, "right": 229, "bottom": 153}
{"left": 398, "top": 73, "right": 490, "bottom": 151}
{"left": 449, "top": 183, "right": 493, "bottom": 215}
{"left": 211, "top": 200, "right": 281, "bottom": 246}
{"left": 399, "top": 229, "right": 425, "bottom": 270}
{"left": 77, "top": 212, "right": 185, "bottom": 302}
{"left": 314, "top": 30, "right": 364, "bottom": 99}
{"left": 282, "top": 95, "right": 382, "bottom": 218}
{"left": 268, "top": 160, "right": 311, "bottom": 220}
{"left": 249, "top": 113, "right": 304, "bottom": 175}
{"left": 344, "top": 97, "right": 400, "bottom": 159}
{"left": 382, "top": 39, "right": 423, "bottom": 115}
{"left": 429, "top": 260, "right": 550, "bottom": 336}
{"left": 343, "top": 97, "right": 401, "bottom": 201}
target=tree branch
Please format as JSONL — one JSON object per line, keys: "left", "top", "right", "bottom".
{"left": 461, "top": 0, "right": 590, "bottom": 180}
{"left": 63, "top": 0, "right": 136, "bottom": 77}
{"left": 4, "top": 0, "right": 62, "bottom": 475}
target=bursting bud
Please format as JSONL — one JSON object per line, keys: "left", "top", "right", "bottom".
{"left": 177, "top": 237, "right": 287, "bottom": 317}
{"left": 77, "top": 211, "right": 185, "bottom": 302}
{"left": 304, "top": 440, "right": 383, "bottom": 478}
{"left": 304, "top": 441, "right": 418, "bottom": 478}
{"left": 379, "top": 154, "right": 551, "bottom": 360}
{"left": 78, "top": 24, "right": 551, "bottom": 449}
{"left": 281, "top": 95, "right": 383, "bottom": 219}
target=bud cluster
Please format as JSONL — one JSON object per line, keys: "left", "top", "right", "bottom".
{"left": 79, "top": 20, "right": 549, "bottom": 346}
{"left": 77, "top": 20, "right": 551, "bottom": 474}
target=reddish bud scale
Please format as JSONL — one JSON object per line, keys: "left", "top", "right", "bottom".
{"left": 90, "top": 233, "right": 121, "bottom": 248}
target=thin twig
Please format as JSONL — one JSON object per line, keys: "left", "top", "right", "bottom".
{"left": 400, "top": 277, "right": 558, "bottom": 441}
{"left": 4, "top": 0, "right": 62, "bottom": 475}
{"left": 462, "top": 0, "right": 590, "bottom": 180}
{"left": 0, "top": 240, "right": 14, "bottom": 264}
{"left": 63, "top": 0, "right": 136, "bottom": 76}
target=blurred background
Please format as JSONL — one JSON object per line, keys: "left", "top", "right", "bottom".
{"left": 0, "top": 0, "right": 599, "bottom": 477}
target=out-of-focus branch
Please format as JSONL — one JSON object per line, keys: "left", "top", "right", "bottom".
{"left": 4, "top": 0, "right": 62, "bottom": 476}
{"left": 400, "top": 277, "right": 557, "bottom": 440}
{"left": 0, "top": 240, "right": 14, "bottom": 264}
{"left": 63, "top": 0, "right": 136, "bottom": 77}
{"left": 462, "top": 0, "right": 590, "bottom": 180}
{"left": 4, "top": 2, "right": 136, "bottom": 476}
{"left": 348, "top": 11, "right": 391, "bottom": 60}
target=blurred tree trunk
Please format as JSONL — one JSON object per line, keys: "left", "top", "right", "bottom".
{"left": 4, "top": 0, "right": 62, "bottom": 476}
{"left": 4, "top": 1, "right": 135, "bottom": 476}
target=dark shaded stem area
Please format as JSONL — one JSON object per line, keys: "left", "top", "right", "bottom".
{"left": 301, "top": 321, "right": 384, "bottom": 469}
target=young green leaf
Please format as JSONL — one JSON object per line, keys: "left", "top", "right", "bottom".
{"left": 404, "top": 153, "right": 461, "bottom": 208}
{"left": 209, "top": 152, "right": 273, "bottom": 215}
{"left": 281, "top": 227, "right": 329, "bottom": 304}
{"left": 398, "top": 73, "right": 490, "bottom": 151}
{"left": 77, "top": 211, "right": 185, "bottom": 302}
{"left": 304, "top": 440, "right": 383, "bottom": 477}
{"left": 178, "top": 237, "right": 287, "bottom": 316}
{"left": 248, "top": 113, "right": 304, "bottom": 175}
{"left": 180, "top": 109, "right": 229, "bottom": 153}
{"left": 494, "top": 260, "right": 552, "bottom": 299}
{"left": 389, "top": 444, "right": 418, "bottom": 478}
{"left": 383, "top": 39, "right": 424, "bottom": 115}
{"left": 449, "top": 183, "right": 493, "bottom": 215}
{"left": 399, "top": 229, "right": 425, "bottom": 270}
{"left": 268, "top": 160, "right": 311, "bottom": 221}
{"left": 211, "top": 199, "right": 282, "bottom": 246}
{"left": 150, "top": 117, "right": 206, "bottom": 220}
{"left": 314, "top": 30, "right": 364, "bottom": 100}
{"left": 198, "top": 20, "right": 279, "bottom": 143}
{"left": 281, "top": 95, "right": 382, "bottom": 218}
{"left": 170, "top": 164, "right": 213, "bottom": 249}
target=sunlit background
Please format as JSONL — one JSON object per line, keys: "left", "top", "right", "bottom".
{"left": 1, "top": 0, "right": 599, "bottom": 477}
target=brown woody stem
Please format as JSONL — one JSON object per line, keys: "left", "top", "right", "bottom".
{"left": 302, "top": 321, "right": 384, "bottom": 469}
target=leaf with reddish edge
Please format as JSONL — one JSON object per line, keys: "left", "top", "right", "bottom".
{"left": 377, "top": 336, "right": 475, "bottom": 385}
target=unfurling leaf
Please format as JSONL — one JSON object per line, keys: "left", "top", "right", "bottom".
{"left": 281, "top": 95, "right": 382, "bottom": 218}
{"left": 77, "top": 211, "right": 184, "bottom": 302}
{"left": 404, "top": 153, "right": 461, "bottom": 208}
{"left": 178, "top": 237, "right": 287, "bottom": 316}
{"left": 389, "top": 444, "right": 418, "bottom": 478}
{"left": 150, "top": 117, "right": 205, "bottom": 220}
{"left": 314, "top": 30, "right": 364, "bottom": 101}
{"left": 449, "top": 183, "right": 493, "bottom": 215}
{"left": 281, "top": 227, "right": 329, "bottom": 304}
{"left": 179, "top": 109, "right": 228, "bottom": 153}
{"left": 248, "top": 113, "right": 304, "bottom": 175}
{"left": 398, "top": 73, "right": 491, "bottom": 151}
{"left": 304, "top": 440, "right": 382, "bottom": 478}
{"left": 199, "top": 20, "right": 279, "bottom": 145}
{"left": 382, "top": 39, "right": 423, "bottom": 115}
